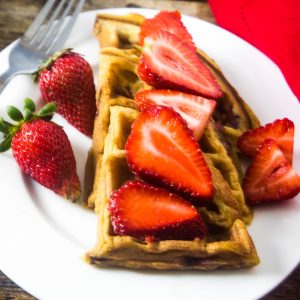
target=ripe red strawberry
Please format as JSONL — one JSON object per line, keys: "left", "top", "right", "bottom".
{"left": 243, "top": 139, "right": 300, "bottom": 205}
{"left": 125, "top": 105, "right": 213, "bottom": 205}
{"left": 137, "top": 31, "right": 221, "bottom": 99}
{"left": 109, "top": 180, "right": 207, "bottom": 241}
{"left": 0, "top": 99, "right": 81, "bottom": 201}
{"left": 139, "top": 11, "right": 195, "bottom": 50}
{"left": 35, "top": 49, "right": 96, "bottom": 137}
{"left": 237, "top": 118, "right": 294, "bottom": 163}
{"left": 134, "top": 89, "right": 216, "bottom": 140}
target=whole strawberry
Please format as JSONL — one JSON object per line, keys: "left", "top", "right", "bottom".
{"left": 34, "top": 49, "right": 96, "bottom": 137}
{"left": 0, "top": 99, "right": 81, "bottom": 201}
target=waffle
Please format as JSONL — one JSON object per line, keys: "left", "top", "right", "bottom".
{"left": 84, "top": 96, "right": 259, "bottom": 270}
{"left": 84, "top": 13, "right": 260, "bottom": 270}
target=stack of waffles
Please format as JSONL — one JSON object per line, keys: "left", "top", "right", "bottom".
{"left": 83, "top": 13, "right": 260, "bottom": 270}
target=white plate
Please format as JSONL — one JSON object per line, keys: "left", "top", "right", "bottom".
{"left": 0, "top": 8, "right": 299, "bottom": 300}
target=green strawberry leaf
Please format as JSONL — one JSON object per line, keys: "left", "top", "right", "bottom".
{"left": 24, "top": 98, "right": 36, "bottom": 112}
{"left": 7, "top": 106, "right": 23, "bottom": 122}
{"left": 0, "top": 118, "right": 8, "bottom": 134}
{"left": 0, "top": 117, "right": 14, "bottom": 134}
{"left": 24, "top": 108, "right": 33, "bottom": 121}
{"left": 38, "top": 102, "right": 56, "bottom": 118}
{"left": 0, "top": 133, "right": 13, "bottom": 152}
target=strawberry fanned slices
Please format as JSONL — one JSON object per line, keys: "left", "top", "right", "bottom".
{"left": 137, "top": 31, "right": 221, "bottom": 99}
{"left": 243, "top": 139, "right": 300, "bottom": 205}
{"left": 134, "top": 89, "right": 216, "bottom": 140}
{"left": 238, "top": 118, "right": 294, "bottom": 163}
{"left": 125, "top": 105, "right": 213, "bottom": 205}
{"left": 139, "top": 10, "right": 195, "bottom": 50}
{"left": 109, "top": 181, "right": 207, "bottom": 241}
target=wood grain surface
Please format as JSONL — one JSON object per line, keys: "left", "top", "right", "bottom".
{"left": 0, "top": 1, "right": 299, "bottom": 299}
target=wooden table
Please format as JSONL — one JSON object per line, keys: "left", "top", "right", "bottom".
{"left": 0, "top": 1, "right": 299, "bottom": 299}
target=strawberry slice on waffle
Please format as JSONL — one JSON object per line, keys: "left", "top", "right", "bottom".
{"left": 137, "top": 31, "right": 221, "bottom": 99}
{"left": 134, "top": 89, "right": 216, "bottom": 140}
{"left": 139, "top": 10, "right": 195, "bottom": 50}
{"left": 109, "top": 180, "right": 208, "bottom": 241}
{"left": 125, "top": 105, "right": 214, "bottom": 205}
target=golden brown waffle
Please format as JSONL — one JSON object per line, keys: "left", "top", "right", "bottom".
{"left": 86, "top": 13, "right": 255, "bottom": 222}
{"left": 84, "top": 101, "right": 259, "bottom": 270}
{"left": 83, "top": 13, "right": 260, "bottom": 270}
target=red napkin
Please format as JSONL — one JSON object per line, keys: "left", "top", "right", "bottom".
{"left": 208, "top": 0, "right": 300, "bottom": 102}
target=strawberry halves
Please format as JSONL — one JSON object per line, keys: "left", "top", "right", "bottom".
{"left": 243, "top": 139, "right": 300, "bottom": 205}
{"left": 139, "top": 10, "right": 195, "bottom": 50}
{"left": 137, "top": 31, "right": 221, "bottom": 99}
{"left": 109, "top": 180, "right": 207, "bottom": 241}
{"left": 125, "top": 105, "right": 214, "bottom": 205}
{"left": 238, "top": 118, "right": 294, "bottom": 163}
{"left": 134, "top": 89, "right": 216, "bottom": 140}
{"left": 0, "top": 99, "right": 81, "bottom": 202}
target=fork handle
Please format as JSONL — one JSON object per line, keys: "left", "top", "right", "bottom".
{"left": 0, "top": 69, "right": 17, "bottom": 94}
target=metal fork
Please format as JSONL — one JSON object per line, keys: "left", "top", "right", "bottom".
{"left": 0, "top": 0, "right": 85, "bottom": 93}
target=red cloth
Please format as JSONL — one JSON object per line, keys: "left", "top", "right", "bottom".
{"left": 208, "top": 0, "right": 300, "bottom": 101}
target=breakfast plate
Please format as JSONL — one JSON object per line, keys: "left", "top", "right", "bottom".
{"left": 0, "top": 8, "right": 299, "bottom": 300}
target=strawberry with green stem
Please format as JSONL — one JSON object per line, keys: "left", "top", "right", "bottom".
{"left": 34, "top": 49, "right": 96, "bottom": 137}
{"left": 0, "top": 98, "right": 81, "bottom": 202}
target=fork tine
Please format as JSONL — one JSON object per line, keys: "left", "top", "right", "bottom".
{"left": 22, "top": 0, "right": 56, "bottom": 43}
{"left": 46, "top": 0, "right": 85, "bottom": 55}
{"left": 30, "top": 0, "right": 67, "bottom": 46}
{"left": 40, "top": 0, "right": 76, "bottom": 52}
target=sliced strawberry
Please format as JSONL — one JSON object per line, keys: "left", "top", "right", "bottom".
{"left": 243, "top": 139, "right": 300, "bottom": 205}
{"left": 109, "top": 180, "right": 207, "bottom": 241}
{"left": 134, "top": 89, "right": 216, "bottom": 140}
{"left": 139, "top": 11, "right": 195, "bottom": 50}
{"left": 137, "top": 31, "right": 221, "bottom": 99}
{"left": 125, "top": 105, "right": 213, "bottom": 204}
{"left": 238, "top": 118, "right": 294, "bottom": 163}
